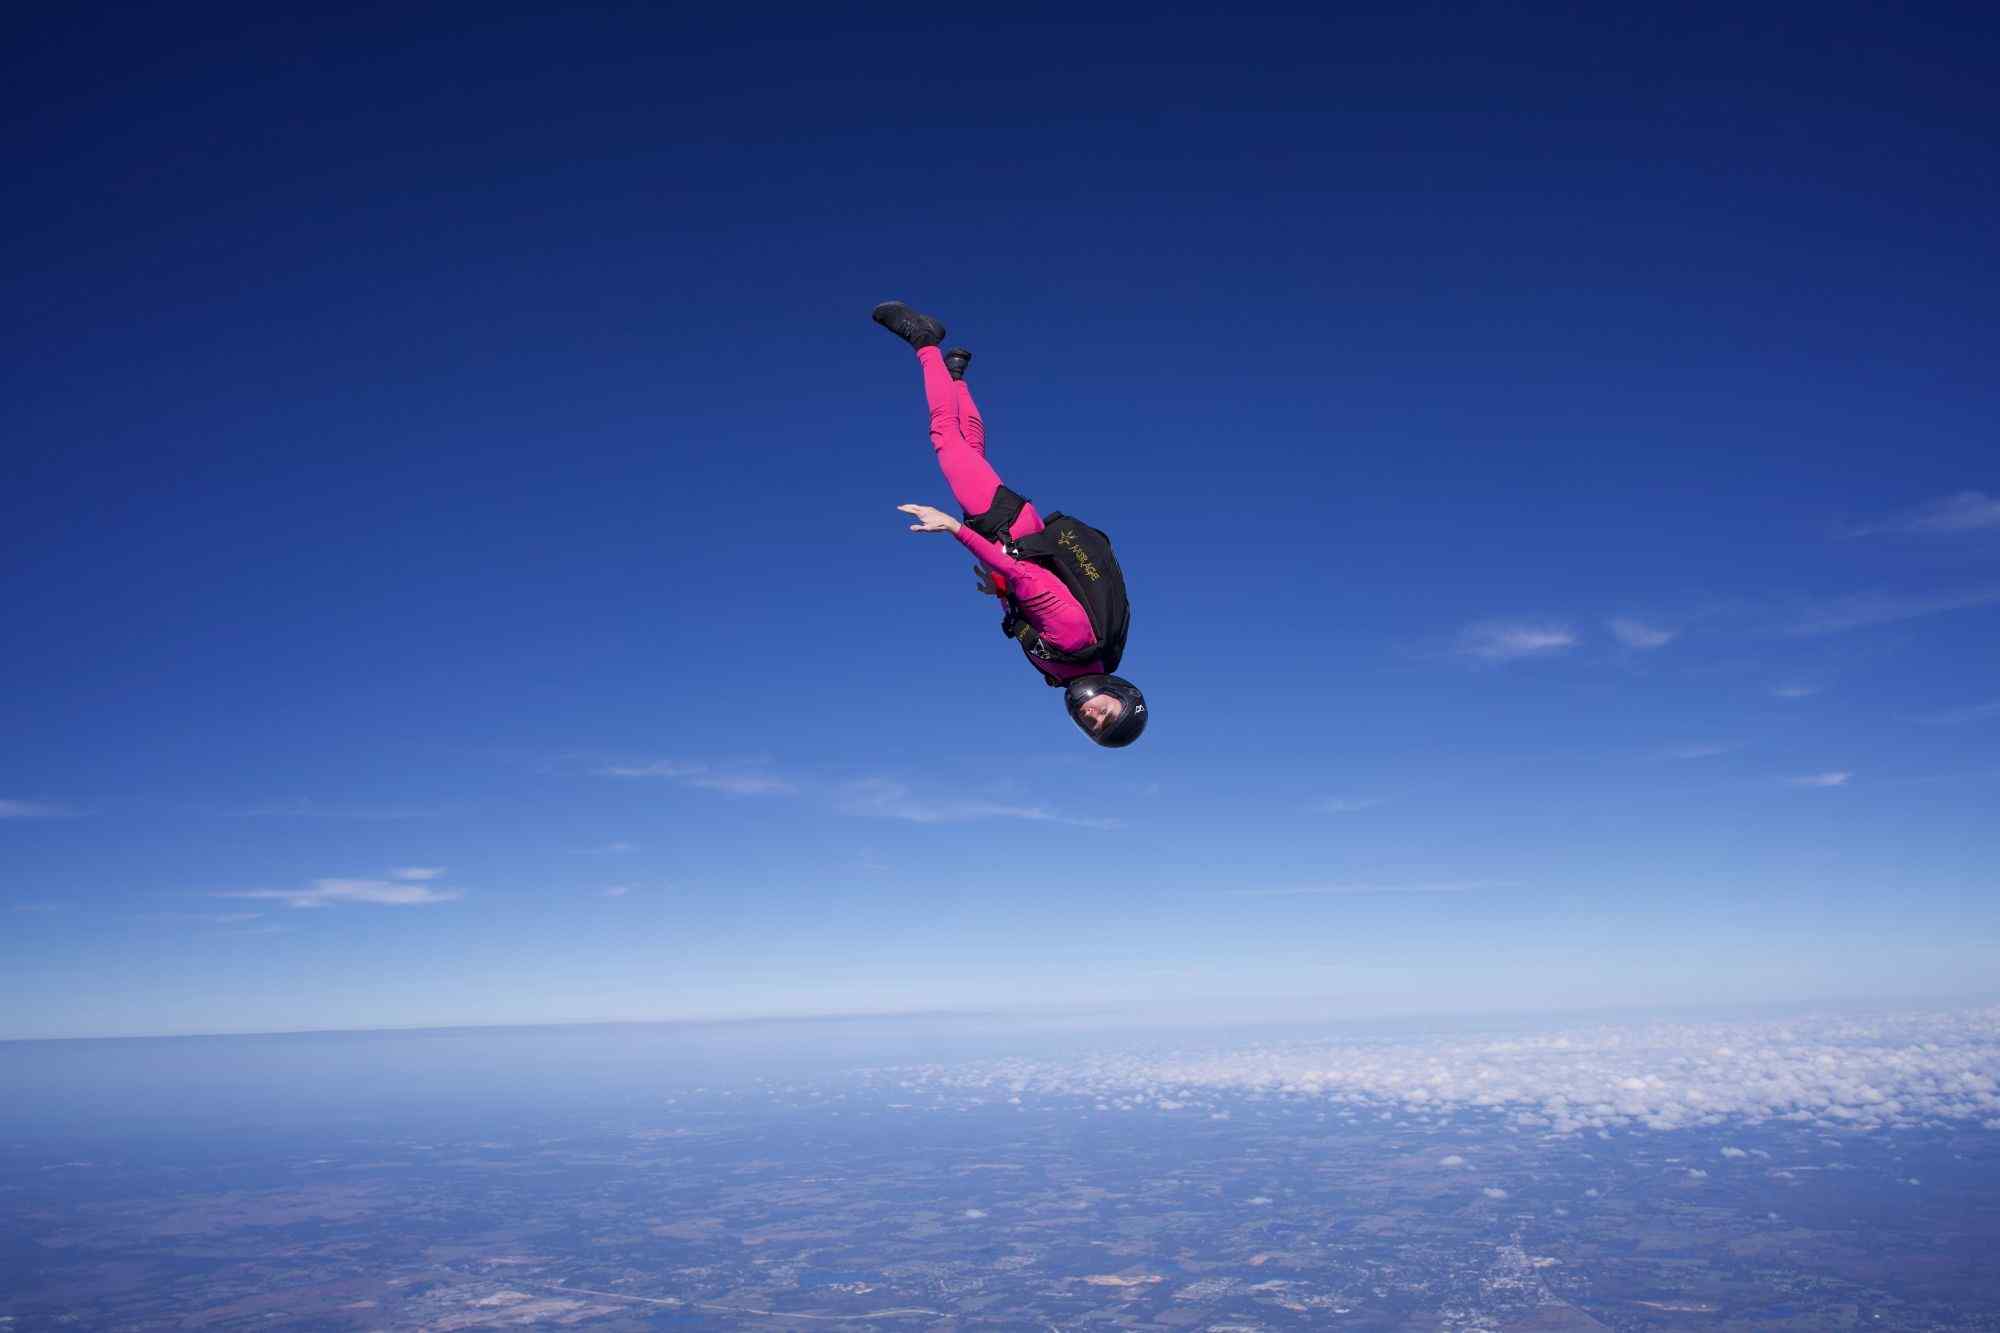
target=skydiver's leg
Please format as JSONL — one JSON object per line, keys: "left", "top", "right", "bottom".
{"left": 918, "top": 345, "right": 1003, "bottom": 516}
{"left": 915, "top": 346, "right": 1044, "bottom": 541}
{"left": 953, "top": 379, "right": 985, "bottom": 456}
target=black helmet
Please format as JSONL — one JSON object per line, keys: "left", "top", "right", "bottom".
{"left": 1064, "top": 674, "right": 1148, "bottom": 748}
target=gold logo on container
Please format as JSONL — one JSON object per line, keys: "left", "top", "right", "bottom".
{"left": 1057, "top": 527, "right": 1101, "bottom": 581}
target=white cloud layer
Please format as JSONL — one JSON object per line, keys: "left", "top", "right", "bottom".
{"left": 872, "top": 1008, "right": 2000, "bottom": 1136}
{"left": 1851, "top": 490, "right": 2000, "bottom": 536}
{"left": 1456, "top": 620, "right": 1578, "bottom": 662}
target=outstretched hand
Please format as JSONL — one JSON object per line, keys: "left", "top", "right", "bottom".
{"left": 897, "top": 503, "right": 961, "bottom": 534}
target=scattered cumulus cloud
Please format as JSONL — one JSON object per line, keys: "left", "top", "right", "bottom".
{"left": 867, "top": 1008, "right": 2000, "bottom": 1137}
{"left": 1482, "top": 1187, "right": 1509, "bottom": 1199}
{"left": 962, "top": 1208, "right": 987, "bottom": 1219}
{"left": 1721, "top": 1147, "right": 1748, "bottom": 1158}
{"left": 1850, "top": 491, "right": 2000, "bottom": 536}
{"left": 1607, "top": 617, "right": 1677, "bottom": 649}
{"left": 1456, "top": 620, "right": 1578, "bottom": 662}
{"left": 1438, "top": 1154, "right": 1467, "bottom": 1168}
{"left": 1789, "top": 771, "right": 1852, "bottom": 788}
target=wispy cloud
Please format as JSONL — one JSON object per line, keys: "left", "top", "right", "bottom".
{"left": 595, "top": 760, "right": 704, "bottom": 778}
{"left": 689, "top": 773, "right": 796, "bottom": 795}
{"left": 219, "top": 799, "right": 447, "bottom": 819}
{"left": 600, "top": 885, "right": 633, "bottom": 897}
{"left": 1231, "top": 879, "right": 1501, "bottom": 897}
{"left": 1456, "top": 620, "right": 1578, "bottom": 662}
{"left": 594, "top": 760, "right": 796, "bottom": 795}
{"left": 1663, "top": 743, "right": 1730, "bottom": 760}
{"left": 835, "top": 778, "right": 1117, "bottom": 828}
{"left": 1789, "top": 771, "right": 1852, "bottom": 788}
{"left": 142, "top": 911, "right": 267, "bottom": 925}
{"left": 579, "top": 841, "right": 637, "bottom": 854}
{"left": 1607, "top": 617, "right": 1677, "bottom": 649}
{"left": 1316, "top": 797, "right": 1381, "bottom": 814}
{"left": 1850, "top": 490, "right": 2000, "bottom": 536}
{"left": 389, "top": 866, "right": 443, "bottom": 881}
{"left": 1789, "top": 586, "right": 2000, "bottom": 635}
{"left": 0, "top": 799, "right": 79, "bottom": 819}
{"left": 214, "top": 872, "right": 464, "bottom": 908}
{"left": 1912, "top": 700, "right": 2000, "bottom": 726}
{"left": 1771, "top": 683, "right": 1820, "bottom": 699}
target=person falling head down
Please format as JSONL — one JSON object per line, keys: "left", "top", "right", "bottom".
{"left": 873, "top": 300, "right": 1148, "bottom": 749}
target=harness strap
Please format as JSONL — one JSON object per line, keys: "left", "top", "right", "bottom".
{"left": 963, "top": 484, "right": 1031, "bottom": 543}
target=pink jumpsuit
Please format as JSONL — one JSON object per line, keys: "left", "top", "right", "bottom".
{"left": 912, "top": 344, "right": 1105, "bottom": 684}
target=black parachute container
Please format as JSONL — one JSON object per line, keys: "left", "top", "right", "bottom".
{"left": 964, "top": 485, "right": 1129, "bottom": 677}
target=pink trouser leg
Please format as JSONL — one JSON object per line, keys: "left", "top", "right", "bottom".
{"left": 916, "top": 346, "right": 1042, "bottom": 539}
{"left": 954, "top": 380, "right": 985, "bottom": 455}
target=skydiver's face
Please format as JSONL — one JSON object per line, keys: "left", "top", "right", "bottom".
{"left": 1078, "top": 693, "right": 1125, "bottom": 735}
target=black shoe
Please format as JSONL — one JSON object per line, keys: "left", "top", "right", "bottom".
{"left": 871, "top": 300, "right": 946, "bottom": 350}
{"left": 942, "top": 347, "right": 973, "bottom": 381}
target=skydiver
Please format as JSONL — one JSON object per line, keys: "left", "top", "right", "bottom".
{"left": 872, "top": 300, "right": 1147, "bottom": 748}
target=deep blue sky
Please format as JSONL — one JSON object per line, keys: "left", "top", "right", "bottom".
{"left": 5, "top": 2, "right": 1996, "bottom": 1038}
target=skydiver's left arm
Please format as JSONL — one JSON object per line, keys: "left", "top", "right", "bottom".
{"left": 898, "top": 505, "right": 1094, "bottom": 653}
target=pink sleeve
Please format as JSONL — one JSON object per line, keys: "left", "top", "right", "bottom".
{"left": 954, "top": 525, "right": 1029, "bottom": 578}
{"left": 954, "top": 525, "right": 1098, "bottom": 654}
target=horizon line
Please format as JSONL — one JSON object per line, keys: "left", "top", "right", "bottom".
{"left": 7, "top": 989, "right": 1997, "bottom": 1046}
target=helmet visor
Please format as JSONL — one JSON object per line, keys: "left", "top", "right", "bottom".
{"left": 1065, "top": 675, "right": 1146, "bottom": 747}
